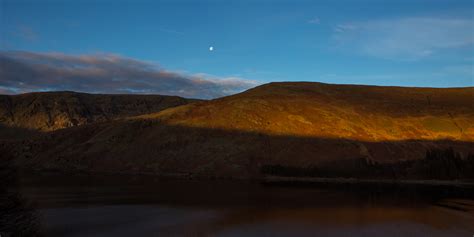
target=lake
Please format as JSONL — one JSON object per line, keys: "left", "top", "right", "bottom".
{"left": 10, "top": 174, "right": 474, "bottom": 237}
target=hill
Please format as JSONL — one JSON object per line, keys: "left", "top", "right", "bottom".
{"left": 6, "top": 82, "right": 474, "bottom": 179}
{"left": 0, "top": 91, "right": 199, "bottom": 134}
{"left": 140, "top": 82, "right": 474, "bottom": 141}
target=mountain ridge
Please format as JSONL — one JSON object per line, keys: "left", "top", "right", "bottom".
{"left": 136, "top": 82, "right": 474, "bottom": 141}
{"left": 0, "top": 91, "right": 200, "bottom": 133}
{"left": 3, "top": 82, "right": 474, "bottom": 179}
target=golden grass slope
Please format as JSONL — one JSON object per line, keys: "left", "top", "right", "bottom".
{"left": 139, "top": 82, "right": 474, "bottom": 142}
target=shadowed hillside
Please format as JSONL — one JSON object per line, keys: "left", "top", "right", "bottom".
{"left": 5, "top": 82, "right": 474, "bottom": 179}
{"left": 0, "top": 91, "right": 200, "bottom": 132}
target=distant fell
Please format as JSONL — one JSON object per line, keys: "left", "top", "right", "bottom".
{"left": 0, "top": 91, "right": 200, "bottom": 132}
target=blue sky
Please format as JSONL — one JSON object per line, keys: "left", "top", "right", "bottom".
{"left": 0, "top": 0, "right": 473, "bottom": 98}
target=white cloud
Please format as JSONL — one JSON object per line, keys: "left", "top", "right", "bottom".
{"left": 334, "top": 23, "right": 358, "bottom": 32}
{"left": 308, "top": 17, "right": 320, "bottom": 24}
{"left": 333, "top": 17, "right": 474, "bottom": 60}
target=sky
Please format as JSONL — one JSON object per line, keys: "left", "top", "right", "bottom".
{"left": 0, "top": 0, "right": 473, "bottom": 98}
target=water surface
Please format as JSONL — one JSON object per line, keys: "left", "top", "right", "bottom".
{"left": 14, "top": 174, "right": 474, "bottom": 237}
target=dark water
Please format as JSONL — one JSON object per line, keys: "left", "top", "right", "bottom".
{"left": 12, "top": 174, "right": 474, "bottom": 237}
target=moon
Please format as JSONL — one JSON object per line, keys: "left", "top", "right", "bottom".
{"left": 209, "top": 46, "right": 214, "bottom": 51}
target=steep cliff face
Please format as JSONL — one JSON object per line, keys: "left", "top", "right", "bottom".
{"left": 0, "top": 91, "right": 199, "bottom": 132}
{"left": 7, "top": 82, "right": 474, "bottom": 179}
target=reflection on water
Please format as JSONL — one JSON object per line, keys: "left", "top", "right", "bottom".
{"left": 0, "top": 157, "right": 43, "bottom": 237}
{"left": 10, "top": 174, "right": 474, "bottom": 237}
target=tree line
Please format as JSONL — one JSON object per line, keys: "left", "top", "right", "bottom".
{"left": 261, "top": 148, "right": 474, "bottom": 180}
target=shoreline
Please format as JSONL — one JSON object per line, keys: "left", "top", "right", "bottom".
{"left": 262, "top": 176, "right": 474, "bottom": 187}
{"left": 16, "top": 169, "right": 474, "bottom": 187}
